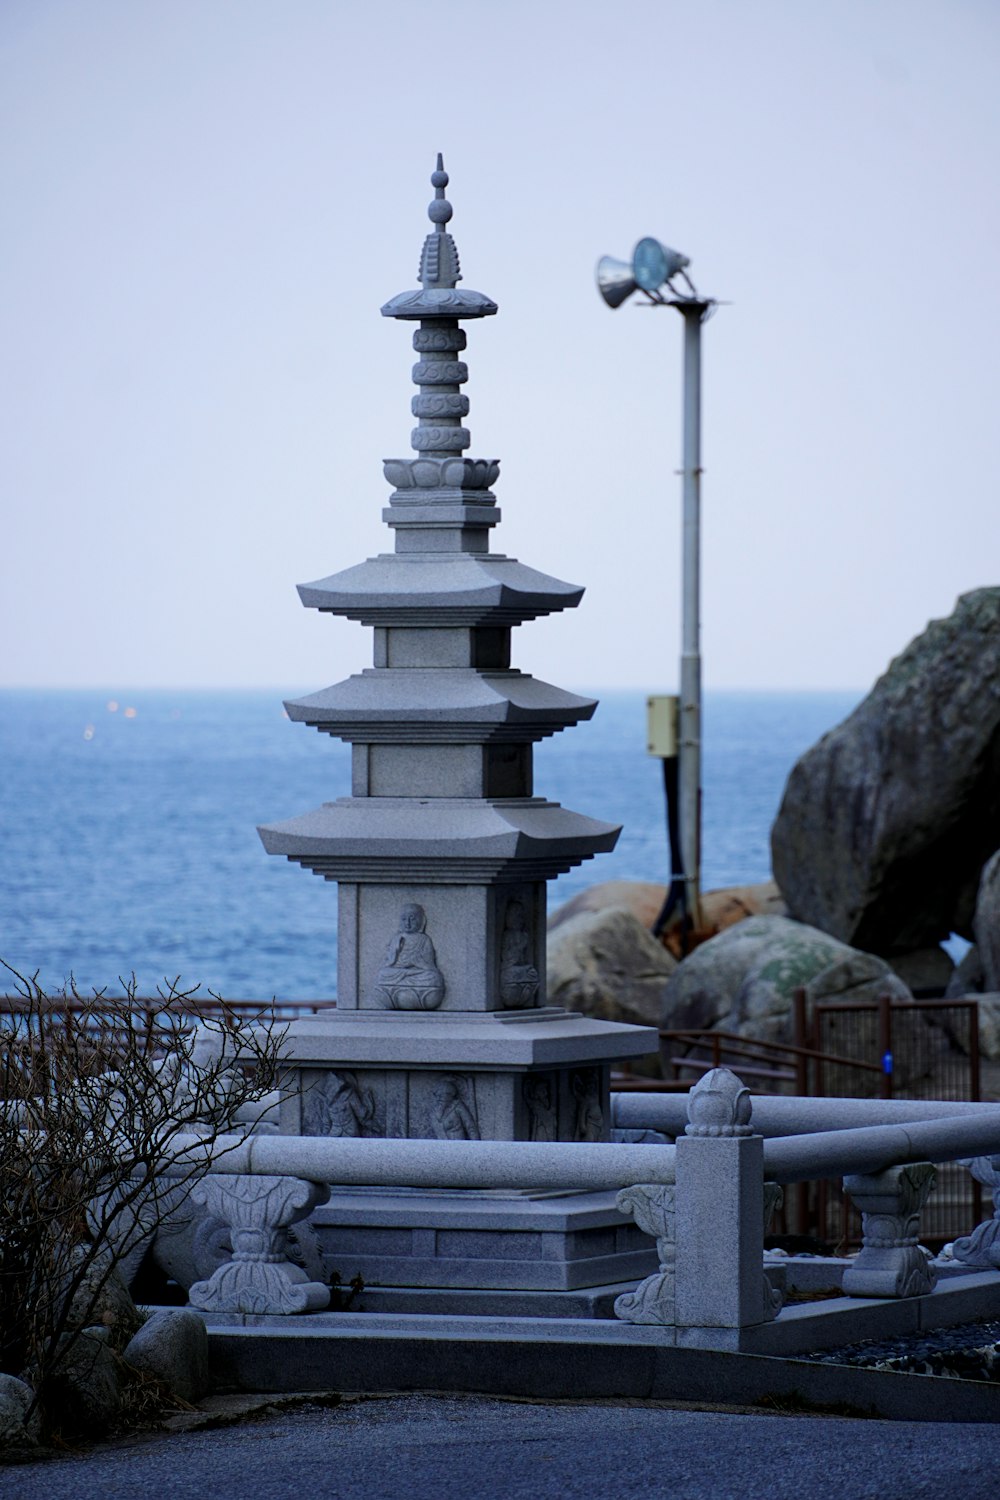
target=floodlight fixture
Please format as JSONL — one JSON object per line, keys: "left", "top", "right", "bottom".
{"left": 596, "top": 237, "right": 697, "bottom": 307}
{"left": 595, "top": 256, "right": 638, "bottom": 309}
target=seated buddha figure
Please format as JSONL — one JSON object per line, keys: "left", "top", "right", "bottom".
{"left": 372, "top": 902, "right": 446, "bottom": 1011}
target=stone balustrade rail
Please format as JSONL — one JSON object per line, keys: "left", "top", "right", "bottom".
{"left": 150, "top": 1074, "right": 1000, "bottom": 1346}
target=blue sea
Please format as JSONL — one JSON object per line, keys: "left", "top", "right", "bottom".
{"left": 0, "top": 689, "right": 861, "bottom": 1000}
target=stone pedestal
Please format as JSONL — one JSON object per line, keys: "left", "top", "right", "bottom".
{"left": 842, "top": 1162, "right": 938, "bottom": 1298}
{"left": 257, "top": 160, "right": 659, "bottom": 1306}
{"left": 189, "top": 1175, "right": 331, "bottom": 1315}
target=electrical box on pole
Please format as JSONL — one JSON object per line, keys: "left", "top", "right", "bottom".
{"left": 646, "top": 694, "right": 680, "bottom": 759}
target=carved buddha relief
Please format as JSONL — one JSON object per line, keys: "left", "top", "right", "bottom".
{"left": 498, "top": 898, "right": 539, "bottom": 1008}
{"left": 371, "top": 902, "right": 446, "bottom": 1010}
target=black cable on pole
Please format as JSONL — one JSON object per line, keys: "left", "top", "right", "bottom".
{"left": 652, "top": 755, "right": 689, "bottom": 944}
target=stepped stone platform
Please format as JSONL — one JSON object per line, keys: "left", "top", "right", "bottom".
{"left": 200, "top": 1272, "right": 1000, "bottom": 1424}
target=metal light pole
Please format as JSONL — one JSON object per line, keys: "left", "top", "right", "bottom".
{"left": 677, "top": 299, "right": 710, "bottom": 932}
{"left": 597, "top": 242, "right": 716, "bottom": 938}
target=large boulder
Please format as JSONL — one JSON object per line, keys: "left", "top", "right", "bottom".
{"left": 546, "top": 906, "right": 676, "bottom": 1034}
{"left": 548, "top": 880, "right": 786, "bottom": 949}
{"left": 973, "top": 849, "right": 1000, "bottom": 989}
{"left": 65, "top": 1246, "right": 142, "bottom": 1341}
{"left": 548, "top": 881, "right": 668, "bottom": 933}
{"left": 0, "top": 1374, "right": 41, "bottom": 1449}
{"left": 771, "top": 589, "right": 1000, "bottom": 953}
{"left": 44, "top": 1327, "right": 122, "bottom": 1436}
{"left": 975, "top": 995, "right": 1000, "bottom": 1060}
{"left": 661, "top": 914, "right": 911, "bottom": 1042}
{"left": 886, "top": 946, "right": 955, "bottom": 996}
{"left": 945, "top": 944, "right": 984, "bottom": 997}
{"left": 123, "top": 1310, "right": 210, "bottom": 1405}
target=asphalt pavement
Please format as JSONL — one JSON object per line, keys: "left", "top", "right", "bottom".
{"left": 2, "top": 1393, "right": 997, "bottom": 1500}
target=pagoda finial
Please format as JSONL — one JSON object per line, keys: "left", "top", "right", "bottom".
{"left": 429, "top": 154, "right": 452, "bottom": 228}
{"left": 419, "top": 154, "right": 461, "bottom": 289}
{"left": 381, "top": 157, "right": 497, "bottom": 321}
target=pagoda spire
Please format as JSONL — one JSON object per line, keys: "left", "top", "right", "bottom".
{"left": 418, "top": 153, "right": 461, "bottom": 289}
{"left": 378, "top": 158, "right": 499, "bottom": 542}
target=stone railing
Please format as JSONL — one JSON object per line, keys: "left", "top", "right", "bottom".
{"left": 170, "top": 1069, "right": 1000, "bottom": 1350}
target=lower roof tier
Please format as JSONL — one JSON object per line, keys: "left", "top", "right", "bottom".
{"left": 297, "top": 553, "right": 584, "bottom": 627}
{"left": 258, "top": 796, "right": 620, "bottom": 883}
{"left": 285, "top": 670, "right": 597, "bottom": 744}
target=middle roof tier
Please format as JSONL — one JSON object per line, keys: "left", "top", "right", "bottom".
{"left": 297, "top": 552, "right": 585, "bottom": 627}
{"left": 285, "top": 669, "right": 598, "bottom": 744}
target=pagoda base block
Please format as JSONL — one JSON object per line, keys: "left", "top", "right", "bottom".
{"left": 278, "top": 1011, "right": 657, "bottom": 1143}
{"left": 309, "top": 1187, "right": 658, "bottom": 1294}
{"left": 344, "top": 1280, "right": 642, "bottom": 1320}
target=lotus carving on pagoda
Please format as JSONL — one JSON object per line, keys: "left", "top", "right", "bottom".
{"left": 383, "top": 458, "right": 500, "bottom": 491}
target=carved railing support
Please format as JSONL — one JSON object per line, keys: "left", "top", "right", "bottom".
{"left": 952, "top": 1155, "right": 1000, "bottom": 1269}
{"left": 613, "top": 1184, "right": 676, "bottom": 1324}
{"left": 842, "top": 1162, "right": 938, "bottom": 1298}
{"left": 189, "top": 1175, "right": 331, "bottom": 1314}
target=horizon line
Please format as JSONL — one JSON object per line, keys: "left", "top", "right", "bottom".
{"left": 0, "top": 681, "right": 870, "bottom": 696}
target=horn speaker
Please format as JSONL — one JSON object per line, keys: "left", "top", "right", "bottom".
{"left": 595, "top": 255, "right": 637, "bottom": 310}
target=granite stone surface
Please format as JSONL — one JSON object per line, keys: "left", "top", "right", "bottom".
{"left": 252, "top": 160, "right": 658, "bottom": 1304}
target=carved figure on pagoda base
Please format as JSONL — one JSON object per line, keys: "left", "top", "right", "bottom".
{"left": 572, "top": 1068, "right": 604, "bottom": 1143}
{"left": 431, "top": 1075, "right": 480, "bottom": 1140}
{"left": 372, "top": 903, "right": 446, "bottom": 1010}
{"left": 304, "top": 1071, "right": 375, "bottom": 1138}
{"left": 524, "top": 1074, "right": 557, "bottom": 1142}
{"left": 499, "top": 899, "right": 540, "bottom": 1008}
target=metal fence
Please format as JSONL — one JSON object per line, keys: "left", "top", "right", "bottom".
{"left": 636, "top": 994, "right": 985, "bottom": 1248}
{"left": 807, "top": 996, "right": 982, "bottom": 1248}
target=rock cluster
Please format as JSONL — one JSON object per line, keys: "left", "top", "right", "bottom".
{"left": 545, "top": 884, "right": 915, "bottom": 1067}
{"left": 544, "top": 595, "right": 1000, "bottom": 1087}
{"left": 545, "top": 880, "right": 785, "bottom": 1028}
{"left": 0, "top": 1293, "right": 210, "bottom": 1451}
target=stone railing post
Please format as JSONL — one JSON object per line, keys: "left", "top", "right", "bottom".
{"left": 951, "top": 1155, "right": 1000, "bottom": 1269}
{"left": 674, "top": 1068, "right": 781, "bottom": 1345}
{"left": 613, "top": 1069, "right": 781, "bottom": 1342}
{"left": 188, "top": 1174, "right": 331, "bottom": 1315}
{"left": 842, "top": 1162, "right": 938, "bottom": 1298}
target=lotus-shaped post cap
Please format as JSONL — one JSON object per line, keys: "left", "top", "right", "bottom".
{"left": 685, "top": 1067, "right": 754, "bottom": 1137}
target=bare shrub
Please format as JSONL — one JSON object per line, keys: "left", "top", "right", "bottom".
{"left": 0, "top": 966, "right": 286, "bottom": 1432}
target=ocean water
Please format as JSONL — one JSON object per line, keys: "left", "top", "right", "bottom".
{"left": 0, "top": 688, "right": 860, "bottom": 1000}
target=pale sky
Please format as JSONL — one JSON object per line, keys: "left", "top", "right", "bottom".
{"left": 3, "top": 0, "right": 998, "bottom": 694}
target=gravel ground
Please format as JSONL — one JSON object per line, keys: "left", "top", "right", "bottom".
{"left": 812, "top": 1319, "right": 1000, "bottom": 1377}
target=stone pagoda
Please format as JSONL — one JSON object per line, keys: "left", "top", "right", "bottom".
{"left": 258, "top": 159, "right": 658, "bottom": 1312}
